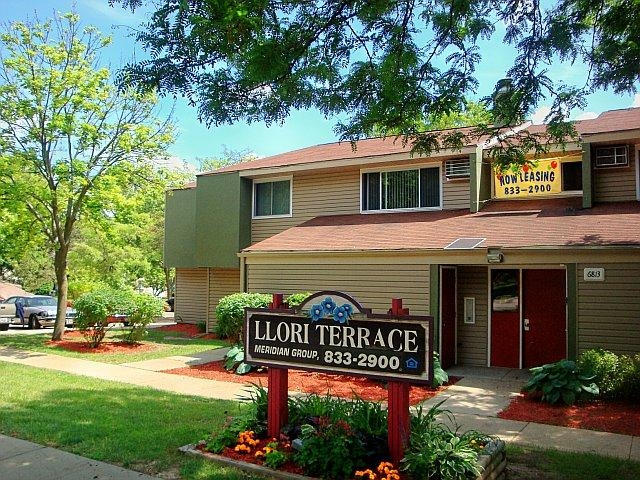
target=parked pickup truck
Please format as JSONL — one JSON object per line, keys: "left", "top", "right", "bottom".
{"left": 0, "top": 295, "right": 76, "bottom": 330}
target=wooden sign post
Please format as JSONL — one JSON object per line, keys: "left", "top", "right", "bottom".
{"left": 245, "top": 292, "right": 433, "bottom": 464}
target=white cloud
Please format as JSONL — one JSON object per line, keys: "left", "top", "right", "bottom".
{"left": 573, "top": 111, "right": 598, "bottom": 121}
{"left": 632, "top": 94, "right": 640, "bottom": 108}
{"left": 530, "top": 106, "right": 551, "bottom": 124}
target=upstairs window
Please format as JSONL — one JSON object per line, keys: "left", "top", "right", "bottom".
{"left": 445, "top": 158, "right": 471, "bottom": 179}
{"left": 253, "top": 178, "right": 291, "bottom": 217}
{"left": 595, "top": 145, "right": 628, "bottom": 168}
{"left": 361, "top": 166, "right": 440, "bottom": 212}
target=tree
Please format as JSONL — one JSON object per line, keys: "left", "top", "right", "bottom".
{"left": 197, "top": 146, "right": 259, "bottom": 172}
{"left": 368, "top": 100, "right": 493, "bottom": 137}
{"left": 0, "top": 13, "right": 173, "bottom": 340}
{"left": 112, "top": 0, "right": 639, "bottom": 168}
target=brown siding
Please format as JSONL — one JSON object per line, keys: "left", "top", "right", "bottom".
{"left": 208, "top": 268, "right": 241, "bottom": 328}
{"left": 251, "top": 163, "right": 471, "bottom": 244}
{"left": 443, "top": 176, "right": 471, "bottom": 210}
{"left": 577, "top": 262, "right": 640, "bottom": 356}
{"left": 246, "top": 255, "right": 430, "bottom": 315}
{"left": 456, "top": 266, "right": 488, "bottom": 366}
{"left": 175, "top": 268, "right": 208, "bottom": 324}
{"left": 251, "top": 168, "right": 360, "bottom": 244}
{"left": 593, "top": 160, "right": 637, "bottom": 202}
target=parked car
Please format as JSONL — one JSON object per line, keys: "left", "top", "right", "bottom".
{"left": 0, "top": 295, "right": 76, "bottom": 329}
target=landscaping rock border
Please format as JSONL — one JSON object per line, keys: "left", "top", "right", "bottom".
{"left": 180, "top": 439, "right": 506, "bottom": 480}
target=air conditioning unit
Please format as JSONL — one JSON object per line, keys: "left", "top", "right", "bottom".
{"left": 445, "top": 159, "right": 471, "bottom": 179}
{"left": 595, "top": 145, "right": 628, "bottom": 168}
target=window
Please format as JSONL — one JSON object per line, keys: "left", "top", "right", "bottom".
{"left": 445, "top": 158, "right": 471, "bottom": 179}
{"left": 561, "top": 161, "right": 582, "bottom": 191}
{"left": 361, "top": 166, "right": 440, "bottom": 212}
{"left": 595, "top": 145, "right": 628, "bottom": 168}
{"left": 253, "top": 179, "right": 291, "bottom": 217}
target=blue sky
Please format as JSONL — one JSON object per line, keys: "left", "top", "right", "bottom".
{"left": 2, "top": 0, "right": 638, "bottom": 165}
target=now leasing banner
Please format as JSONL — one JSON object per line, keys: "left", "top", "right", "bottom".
{"left": 494, "top": 157, "right": 577, "bottom": 199}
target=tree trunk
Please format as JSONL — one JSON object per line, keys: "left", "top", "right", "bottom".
{"left": 51, "top": 247, "right": 69, "bottom": 341}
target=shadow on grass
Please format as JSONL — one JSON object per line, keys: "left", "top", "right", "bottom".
{"left": 0, "top": 365, "right": 244, "bottom": 478}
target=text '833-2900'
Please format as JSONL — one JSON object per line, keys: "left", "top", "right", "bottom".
{"left": 244, "top": 311, "right": 431, "bottom": 382}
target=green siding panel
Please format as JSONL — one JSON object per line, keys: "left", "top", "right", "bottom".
{"left": 195, "top": 173, "right": 252, "bottom": 268}
{"left": 164, "top": 189, "right": 197, "bottom": 267}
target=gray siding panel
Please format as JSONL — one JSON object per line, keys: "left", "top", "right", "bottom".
{"left": 577, "top": 263, "right": 640, "bottom": 355}
{"left": 456, "top": 266, "right": 488, "bottom": 366}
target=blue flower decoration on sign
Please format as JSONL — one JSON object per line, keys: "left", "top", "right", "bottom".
{"left": 342, "top": 304, "right": 353, "bottom": 317}
{"left": 309, "top": 304, "right": 324, "bottom": 322}
{"left": 333, "top": 305, "right": 349, "bottom": 324}
{"left": 322, "top": 297, "right": 336, "bottom": 315}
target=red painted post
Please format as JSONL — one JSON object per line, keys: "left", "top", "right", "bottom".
{"left": 388, "top": 298, "right": 410, "bottom": 465}
{"left": 271, "top": 293, "right": 284, "bottom": 309}
{"left": 267, "top": 293, "right": 288, "bottom": 438}
{"left": 267, "top": 367, "right": 288, "bottom": 438}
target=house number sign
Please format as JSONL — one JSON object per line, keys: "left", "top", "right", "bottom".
{"left": 584, "top": 267, "right": 605, "bottom": 282}
{"left": 244, "top": 292, "right": 433, "bottom": 383}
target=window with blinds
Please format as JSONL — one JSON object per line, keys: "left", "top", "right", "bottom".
{"left": 362, "top": 167, "right": 440, "bottom": 211}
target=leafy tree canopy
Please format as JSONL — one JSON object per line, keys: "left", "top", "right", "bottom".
{"left": 112, "top": 0, "right": 639, "bottom": 167}
{"left": 0, "top": 12, "right": 174, "bottom": 339}
{"left": 197, "top": 145, "right": 259, "bottom": 172}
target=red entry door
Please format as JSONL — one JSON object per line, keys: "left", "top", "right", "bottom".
{"left": 440, "top": 267, "right": 456, "bottom": 369}
{"left": 490, "top": 269, "right": 520, "bottom": 368}
{"left": 522, "top": 269, "right": 567, "bottom": 368}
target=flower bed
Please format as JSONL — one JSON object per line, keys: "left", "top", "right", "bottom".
{"left": 185, "top": 385, "right": 503, "bottom": 480}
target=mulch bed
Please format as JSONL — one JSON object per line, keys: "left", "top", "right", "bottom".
{"left": 498, "top": 393, "right": 640, "bottom": 436}
{"left": 165, "top": 360, "right": 457, "bottom": 405}
{"left": 154, "top": 323, "right": 219, "bottom": 340}
{"left": 47, "top": 339, "right": 157, "bottom": 354}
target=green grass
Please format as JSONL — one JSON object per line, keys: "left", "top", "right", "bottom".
{"left": 0, "top": 362, "right": 261, "bottom": 479}
{"left": 506, "top": 444, "right": 640, "bottom": 480}
{"left": 0, "top": 328, "right": 228, "bottom": 364}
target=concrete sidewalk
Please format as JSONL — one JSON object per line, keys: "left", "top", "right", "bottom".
{"left": 0, "top": 435, "right": 158, "bottom": 480}
{"left": 0, "top": 345, "right": 638, "bottom": 480}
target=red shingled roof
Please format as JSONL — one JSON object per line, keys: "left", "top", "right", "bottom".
{"left": 205, "top": 108, "right": 640, "bottom": 176}
{"left": 209, "top": 126, "right": 481, "bottom": 175}
{"left": 242, "top": 199, "right": 640, "bottom": 253}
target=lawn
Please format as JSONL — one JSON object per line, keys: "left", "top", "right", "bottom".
{"left": 1, "top": 362, "right": 639, "bottom": 480}
{"left": 0, "top": 328, "right": 227, "bottom": 364}
{"left": 0, "top": 362, "right": 258, "bottom": 479}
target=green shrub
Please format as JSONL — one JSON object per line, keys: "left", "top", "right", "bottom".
{"left": 523, "top": 359, "right": 599, "bottom": 405}
{"left": 74, "top": 289, "right": 136, "bottom": 347}
{"left": 579, "top": 349, "right": 640, "bottom": 401}
{"left": 402, "top": 429, "right": 482, "bottom": 480}
{"left": 294, "top": 419, "right": 367, "bottom": 479}
{"left": 286, "top": 292, "right": 312, "bottom": 308}
{"left": 120, "top": 294, "right": 164, "bottom": 344}
{"left": 196, "top": 320, "right": 207, "bottom": 333}
{"left": 214, "top": 292, "right": 271, "bottom": 341}
{"left": 402, "top": 401, "right": 488, "bottom": 480}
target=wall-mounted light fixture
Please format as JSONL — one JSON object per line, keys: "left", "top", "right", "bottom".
{"left": 486, "top": 247, "right": 504, "bottom": 264}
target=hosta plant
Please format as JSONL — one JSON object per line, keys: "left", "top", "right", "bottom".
{"left": 523, "top": 359, "right": 599, "bottom": 405}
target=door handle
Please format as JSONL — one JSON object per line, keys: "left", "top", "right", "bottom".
{"left": 524, "top": 318, "right": 530, "bottom": 331}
